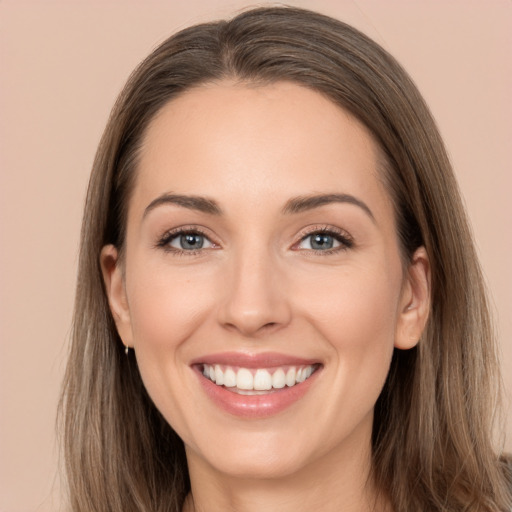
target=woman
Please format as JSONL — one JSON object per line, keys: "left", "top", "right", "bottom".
{"left": 60, "top": 6, "right": 512, "bottom": 511}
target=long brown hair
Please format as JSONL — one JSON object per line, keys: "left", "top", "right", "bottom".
{"left": 60, "top": 6, "right": 512, "bottom": 511}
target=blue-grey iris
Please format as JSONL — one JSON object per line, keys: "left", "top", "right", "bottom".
{"left": 311, "top": 233, "right": 334, "bottom": 250}
{"left": 181, "top": 233, "right": 204, "bottom": 250}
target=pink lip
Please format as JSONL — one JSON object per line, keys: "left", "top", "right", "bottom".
{"left": 190, "top": 352, "right": 322, "bottom": 418}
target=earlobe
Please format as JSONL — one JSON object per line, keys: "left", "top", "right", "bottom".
{"left": 394, "top": 246, "right": 431, "bottom": 350}
{"left": 100, "top": 244, "right": 133, "bottom": 348}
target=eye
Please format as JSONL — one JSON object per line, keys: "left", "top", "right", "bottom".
{"left": 169, "top": 232, "right": 212, "bottom": 250}
{"left": 157, "top": 228, "right": 216, "bottom": 253}
{"left": 295, "top": 228, "right": 353, "bottom": 252}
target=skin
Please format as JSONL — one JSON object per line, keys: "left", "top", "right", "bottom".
{"left": 101, "top": 81, "right": 430, "bottom": 512}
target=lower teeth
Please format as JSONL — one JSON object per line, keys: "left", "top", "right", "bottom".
{"left": 226, "top": 387, "right": 280, "bottom": 395}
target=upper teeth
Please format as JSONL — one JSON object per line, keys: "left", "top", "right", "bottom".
{"left": 202, "top": 364, "right": 316, "bottom": 391}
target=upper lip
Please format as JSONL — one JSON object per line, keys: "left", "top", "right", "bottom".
{"left": 190, "top": 351, "right": 321, "bottom": 368}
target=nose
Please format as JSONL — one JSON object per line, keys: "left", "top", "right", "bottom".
{"left": 217, "top": 247, "right": 292, "bottom": 338}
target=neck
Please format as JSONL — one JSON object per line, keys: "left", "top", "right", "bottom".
{"left": 182, "top": 425, "right": 390, "bottom": 512}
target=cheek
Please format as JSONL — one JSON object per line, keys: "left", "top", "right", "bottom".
{"left": 123, "top": 262, "right": 218, "bottom": 423}
{"left": 126, "top": 262, "right": 215, "bottom": 352}
{"left": 295, "top": 263, "right": 401, "bottom": 411}
{"left": 298, "top": 263, "right": 401, "bottom": 349}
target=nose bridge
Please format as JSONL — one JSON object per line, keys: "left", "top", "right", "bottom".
{"left": 218, "top": 238, "right": 291, "bottom": 336}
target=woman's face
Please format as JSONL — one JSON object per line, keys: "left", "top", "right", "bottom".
{"left": 102, "top": 81, "right": 429, "bottom": 480}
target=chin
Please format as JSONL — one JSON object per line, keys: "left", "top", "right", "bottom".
{"left": 195, "top": 446, "right": 311, "bottom": 480}
{"left": 183, "top": 424, "right": 320, "bottom": 478}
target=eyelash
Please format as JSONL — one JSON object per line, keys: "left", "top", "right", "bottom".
{"left": 155, "top": 225, "right": 354, "bottom": 256}
{"left": 294, "top": 225, "right": 354, "bottom": 255}
{"left": 156, "top": 226, "right": 216, "bottom": 256}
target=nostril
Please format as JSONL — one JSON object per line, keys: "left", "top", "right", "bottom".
{"left": 217, "top": 286, "right": 293, "bottom": 336}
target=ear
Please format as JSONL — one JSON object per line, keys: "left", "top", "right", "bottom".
{"left": 394, "top": 246, "right": 431, "bottom": 350}
{"left": 100, "top": 244, "right": 133, "bottom": 348}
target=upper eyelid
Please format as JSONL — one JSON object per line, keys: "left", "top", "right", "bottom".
{"left": 160, "top": 225, "right": 213, "bottom": 238}
{"left": 296, "top": 224, "right": 353, "bottom": 240}
{"left": 156, "top": 225, "right": 218, "bottom": 248}
{"left": 155, "top": 224, "right": 353, "bottom": 249}
{"left": 293, "top": 225, "right": 354, "bottom": 250}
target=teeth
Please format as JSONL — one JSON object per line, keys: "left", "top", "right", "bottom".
{"left": 214, "top": 365, "right": 224, "bottom": 386}
{"left": 237, "top": 368, "right": 253, "bottom": 390}
{"left": 223, "top": 367, "right": 237, "bottom": 387}
{"left": 202, "top": 363, "right": 317, "bottom": 391}
{"left": 272, "top": 369, "right": 285, "bottom": 389}
{"left": 285, "top": 367, "right": 296, "bottom": 387}
{"left": 254, "top": 369, "right": 272, "bottom": 390}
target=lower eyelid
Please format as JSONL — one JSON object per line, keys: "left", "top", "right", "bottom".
{"left": 156, "top": 227, "right": 352, "bottom": 253}
{"left": 169, "top": 233, "right": 213, "bottom": 249}
{"left": 299, "top": 237, "right": 344, "bottom": 250}
{"left": 157, "top": 228, "right": 216, "bottom": 250}
{"left": 295, "top": 228, "right": 353, "bottom": 250}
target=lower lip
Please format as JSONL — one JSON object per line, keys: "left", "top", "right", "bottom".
{"left": 193, "top": 366, "right": 321, "bottom": 418}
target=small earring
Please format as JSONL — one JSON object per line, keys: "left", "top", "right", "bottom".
{"left": 125, "top": 345, "right": 129, "bottom": 355}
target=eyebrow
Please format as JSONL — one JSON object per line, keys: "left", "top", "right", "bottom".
{"left": 143, "top": 193, "right": 222, "bottom": 218}
{"left": 143, "top": 192, "right": 375, "bottom": 222}
{"left": 282, "top": 193, "right": 375, "bottom": 222}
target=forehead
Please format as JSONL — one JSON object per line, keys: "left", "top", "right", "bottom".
{"left": 132, "top": 80, "right": 391, "bottom": 218}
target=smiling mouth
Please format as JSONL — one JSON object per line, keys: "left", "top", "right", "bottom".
{"left": 201, "top": 364, "right": 320, "bottom": 395}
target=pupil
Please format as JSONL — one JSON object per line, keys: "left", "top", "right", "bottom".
{"left": 181, "top": 233, "right": 203, "bottom": 250}
{"left": 311, "top": 234, "right": 333, "bottom": 250}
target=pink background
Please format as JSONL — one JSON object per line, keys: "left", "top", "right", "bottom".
{"left": 1, "top": 1, "right": 511, "bottom": 510}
